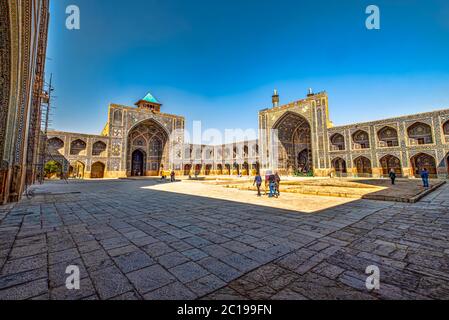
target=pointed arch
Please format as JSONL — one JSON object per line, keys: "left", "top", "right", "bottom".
{"left": 354, "top": 156, "right": 372, "bottom": 175}
{"left": 273, "top": 111, "right": 312, "bottom": 175}
{"left": 92, "top": 141, "right": 107, "bottom": 157}
{"left": 331, "top": 157, "right": 347, "bottom": 176}
{"left": 47, "top": 137, "right": 64, "bottom": 155}
{"left": 330, "top": 133, "right": 345, "bottom": 151}
{"left": 70, "top": 139, "right": 87, "bottom": 156}
{"left": 127, "top": 118, "right": 169, "bottom": 176}
{"left": 377, "top": 126, "right": 399, "bottom": 147}
{"left": 407, "top": 122, "right": 433, "bottom": 145}
{"left": 352, "top": 130, "right": 370, "bottom": 149}
{"left": 379, "top": 155, "right": 402, "bottom": 176}
{"left": 443, "top": 120, "right": 449, "bottom": 143}
{"left": 91, "top": 162, "right": 105, "bottom": 179}
{"left": 410, "top": 153, "right": 437, "bottom": 177}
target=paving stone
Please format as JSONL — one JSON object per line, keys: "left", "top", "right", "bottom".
{"left": 2, "top": 180, "right": 449, "bottom": 300}
{"left": 49, "top": 248, "right": 80, "bottom": 265}
{"left": 197, "top": 257, "right": 241, "bottom": 283}
{"left": 271, "top": 288, "right": 308, "bottom": 300}
{"left": 312, "top": 262, "right": 345, "bottom": 280}
{"left": 202, "top": 244, "right": 233, "bottom": 258}
{"left": 77, "top": 240, "right": 102, "bottom": 254}
{"left": 186, "top": 274, "right": 227, "bottom": 297}
{"left": 181, "top": 248, "right": 208, "bottom": 261}
{"left": 110, "top": 291, "right": 142, "bottom": 300}
{"left": 0, "top": 278, "right": 48, "bottom": 300}
{"left": 130, "top": 236, "right": 159, "bottom": 247}
{"left": 113, "top": 250, "right": 155, "bottom": 273}
{"left": 50, "top": 277, "right": 96, "bottom": 300}
{"left": 221, "top": 241, "right": 254, "bottom": 254}
{"left": 90, "top": 266, "right": 134, "bottom": 300}
{"left": 108, "top": 244, "right": 139, "bottom": 257}
{"left": 156, "top": 251, "right": 190, "bottom": 269}
{"left": 184, "top": 236, "right": 213, "bottom": 248}
{"left": 81, "top": 249, "right": 114, "bottom": 272}
{"left": 123, "top": 230, "right": 148, "bottom": 240}
{"left": 127, "top": 265, "right": 176, "bottom": 294}
{"left": 169, "top": 240, "right": 194, "bottom": 252}
{"left": 203, "top": 287, "right": 248, "bottom": 300}
{"left": 169, "top": 261, "right": 210, "bottom": 283}
{"left": 49, "top": 258, "right": 87, "bottom": 288}
{"left": 142, "top": 242, "right": 174, "bottom": 257}
{"left": 0, "top": 267, "right": 47, "bottom": 290}
{"left": 219, "top": 253, "right": 259, "bottom": 273}
{"left": 9, "top": 244, "right": 46, "bottom": 259}
{"left": 288, "top": 272, "right": 376, "bottom": 300}
{"left": 143, "top": 282, "right": 198, "bottom": 300}
{"left": 1, "top": 253, "right": 47, "bottom": 275}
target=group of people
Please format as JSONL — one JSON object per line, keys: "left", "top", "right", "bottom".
{"left": 161, "top": 170, "right": 176, "bottom": 182}
{"left": 253, "top": 172, "right": 281, "bottom": 198}
{"left": 387, "top": 168, "right": 431, "bottom": 188}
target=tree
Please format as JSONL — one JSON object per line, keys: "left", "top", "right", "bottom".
{"left": 44, "top": 161, "right": 61, "bottom": 178}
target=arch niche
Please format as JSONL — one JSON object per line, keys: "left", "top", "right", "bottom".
{"left": 273, "top": 112, "right": 312, "bottom": 175}
{"left": 410, "top": 153, "right": 437, "bottom": 177}
{"left": 91, "top": 162, "right": 105, "bottom": 179}
{"left": 354, "top": 156, "right": 372, "bottom": 176}
{"left": 379, "top": 155, "right": 402, "bottom": 176}
{"left": 127, "top": 119, "right": 169, "bottom": 176}
{"left": 331, "top": 157, "right": 347, "bottom": 176}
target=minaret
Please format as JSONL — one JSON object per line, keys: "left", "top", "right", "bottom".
{"left": 272, "top": 89, "right": 279, "bottom": 108}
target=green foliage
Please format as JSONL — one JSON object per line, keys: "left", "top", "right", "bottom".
{"left": 44, "top": 161, "right": 61, "bottom": 176}
{"left": 293, "top": 170, "right": 314, "bottom": 177}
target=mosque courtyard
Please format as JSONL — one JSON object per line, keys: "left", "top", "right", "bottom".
{"left": 0, "top": 178, "right": 448, "bottom": 300}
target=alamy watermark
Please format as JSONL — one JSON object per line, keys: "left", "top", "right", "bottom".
{"left": 366, "top": 5, "right": 381, "bottom": 30}
{"left": 66, "top": 5, "right": 80, "bottom": 30}
{"left": 65, "top": 265, "right": 80, "bottom": 290}
{"left": 365, "top": 265, "right": 381, "bottom": 291}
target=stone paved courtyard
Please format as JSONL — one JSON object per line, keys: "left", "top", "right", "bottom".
{"left": 0, "top": 179, "right": 448, "bottom": 300}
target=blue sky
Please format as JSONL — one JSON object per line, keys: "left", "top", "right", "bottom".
{"left": 46, "top": 0, "right": 449, "bottom": 135}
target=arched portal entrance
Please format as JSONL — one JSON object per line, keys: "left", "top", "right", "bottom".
{"left": 379, "top": 155, "right": 402, "bottom": 176}
{"left": 411, "top": 153, "right": 437, "bottom": 177}
{"left": 184, "top": 164, "right": 192, "bottom": 176}
{"left": 216, "top": 164, "right": 223, "bottom": 175}
{"left": 273, "top": 112, "right": 312, "bottom": 175}
{"left": 331, "top": 158, "right": 347, "bottom": 176}
{"left": 205, "top": 165, "right": 212, "bottom": 175}
{"left": 354, "top": 156, "right": 372, "bottom": 176}
{"left": 91, "top": 162, "right": 105, "bottom": 179}
{"left": 71, "top": 161, "right": 85, "bottom": 179}
{"left": 194, "top": 164, "right": 202, "bottom": 176}
{"left": 131, "top": 150, "right": 145, "bottom": 176}
{"left": 127, "top": 119, "right": 169, "bottom": 176}
{"left": 297, "top": 149, "right": 312, "bottom": 173}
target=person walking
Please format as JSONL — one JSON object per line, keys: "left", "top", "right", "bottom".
{"left": 253, "top": 173, "right": 263, "bottom": 197}
{"left": 170, "top": 170, "right": 176, "bottom": 182}
{"left": 268, "top": 174, "right": 276, "bottom": 198}
{"left": 389, "top": 169, "right": 396, "bottom": 185}
{"left": 420, "top": 168, "right": 430, "bottom": 188}
{"left": 274, "top": 172, "right": 281, "bottom": 198}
